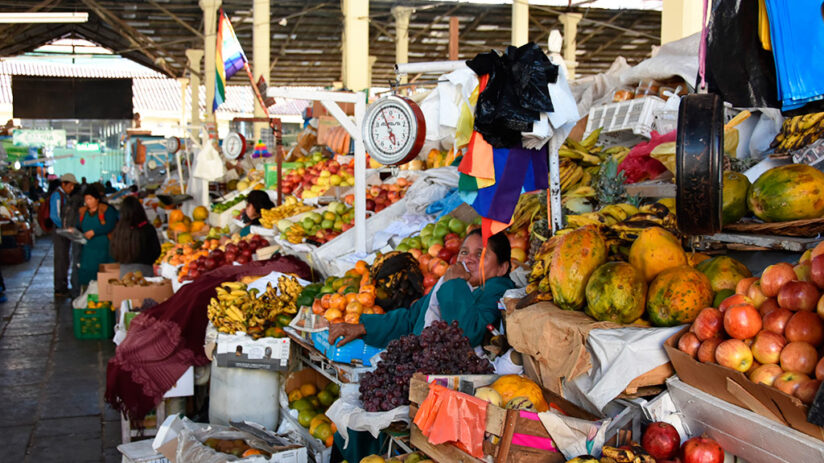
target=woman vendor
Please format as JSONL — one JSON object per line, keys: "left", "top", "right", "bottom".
{"left": 329, "top": 228, "right": 514, "bottom": 349}
{"left": 76, "top": 187, "right": 118, "bottom": 287}
{"left": 240, "top": 190, "right": 274, "bottom": 237}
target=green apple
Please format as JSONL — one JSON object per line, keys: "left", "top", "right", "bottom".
{"left": 321, "top": 219, "right": 334, "bottom": 229}
{"left": 302, "top": 217, "right": 315, "bottom": 230}
{"left": 396, "top": 244, "right": 410, "bottom": 252}
{"left": 433, "top": 223, "right": 450, "bottom": 239}
{"left": 448, "top": 218, "right": 466, "bottom": 234}
{"left": 323, "top": 211, "right": 336, "bottom": 222}
{"left": 421, "top": 224, "right": 434, "bottom": 237}
{"left": 408, "top": 237, "right": 422, "bottom": 249}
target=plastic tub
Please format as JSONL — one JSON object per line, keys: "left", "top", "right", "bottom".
{"left": 208, "top": 357, "right": 280, "bottom": 429}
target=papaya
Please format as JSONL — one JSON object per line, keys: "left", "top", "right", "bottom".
{"left": 490, "top": 375, "right": 549, "bottom": 412}
{"left": 687, "top": 252, "right": 711, "bottom": 267}
{"left": 585, "top": 262, "right": 647, "bottom": 324}
{"left": 748, "top": 164, "right": 824, "bottom": 222}
{"left": 548, "top": 225, "right": 607, "bottom": 311}
{"left": 696, "top": 255, "right": 752, "bottom": 293}
{"left": 629, "top": 227, "right": 687, "bottom": 282}
{"left": 722, "top": 171, "right": 750, "bottom": 225}
{"left": 646, "top": 265, "right": 714, "bottom": 327}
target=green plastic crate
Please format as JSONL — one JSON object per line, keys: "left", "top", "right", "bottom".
{"left": 264, "top": 162, "right": 299, "bottom": 188}
{"left": 73, "top": 306, "right": 114, "bottom": 340}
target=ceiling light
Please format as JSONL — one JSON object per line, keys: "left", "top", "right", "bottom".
{"left": 0, "top": 12, "right": 89, "bottom": 23}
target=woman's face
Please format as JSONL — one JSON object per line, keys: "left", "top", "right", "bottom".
{"left": 245, "top": 202, "right": 259, "bottom": 220}
{"left": 84, "top": 194, "right": 99, "bottom": 210}
{"left": 457, "top": 233, "right": 509, "bottom": 286}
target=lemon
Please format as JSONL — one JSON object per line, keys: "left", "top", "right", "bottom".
{"left": 317, "top": 390, "right": 335, "bottom": 407}
{"left": 325, "top": 382, "right": 341, "bottom": 397}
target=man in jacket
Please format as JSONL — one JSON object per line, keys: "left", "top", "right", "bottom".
{"left": 50, "top": 173, "right": 77, "bottom": 296}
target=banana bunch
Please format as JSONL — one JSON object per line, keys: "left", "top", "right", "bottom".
{"left": 771, "top": 112, "right": 824, "bottom": 153}
{"left": 509, "top": 193, "right": 543, "bottom": 233}
{"left": 526, "top": 235, "right": 561, "bottom": 299}
{"left": 599, "top": 444, "right": 654, "bottom": 463}
{"left": 260, "top": 197, "right": 314, "bottom": 229}
{"left": 282, "top": 223, "right": 307, "bottom": 244}
{"left": 561, "top": 203, "right": 640, "bottom": 230}
{"left": 208, "top": 276, "right": 301, "bottom": 338}
{"left": 155, "top": 242, "right": 175, "bottom": 265}
{"left": 607, "top": 202, "right": 677, "bottom": 247}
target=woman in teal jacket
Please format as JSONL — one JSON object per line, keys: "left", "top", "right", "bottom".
{"left": 76, "top": 187, "right": 118, "bottom": 287}
{"left": 329, "top": 229, "right": 514, "bottom": 348}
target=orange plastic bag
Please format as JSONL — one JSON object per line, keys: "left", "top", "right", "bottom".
{"left": 413, "top": 383, "right": 488, "bottom": 459}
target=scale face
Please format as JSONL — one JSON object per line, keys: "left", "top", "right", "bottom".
{"left": 362, "top": 95, "right": 426, "bottom": 166}
{"left": 165, "top": 137, "right": 181, "bottom": 154}
{"left": 223, "top": 132, "right": 247, "bottom": 160}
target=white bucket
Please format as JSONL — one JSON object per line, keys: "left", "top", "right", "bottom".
{"left": 208, "top": 357, "right": 280, "bottom": 429}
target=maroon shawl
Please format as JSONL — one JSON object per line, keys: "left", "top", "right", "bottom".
{"left": 105, "top": 256, "right": 312, "bottom": 420}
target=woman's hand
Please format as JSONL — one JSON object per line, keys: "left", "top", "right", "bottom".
{"left": 442, "top": 263, "right": 471, "bottom": 282}
{"left": 83, "top": 230, "right": 95, "bottom": 239}
{"left": 328, "top": 323, "right": 366, "bottom": 347}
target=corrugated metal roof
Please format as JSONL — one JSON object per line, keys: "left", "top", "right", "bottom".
{"left": 0, "top": 59, "right": 310, "bottom": 116}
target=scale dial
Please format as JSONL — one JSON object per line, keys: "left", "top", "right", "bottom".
{"left": 223, "top": 132, "right": 247, "bottom": 160}
{"left": 165, "top": 137, "right": 181, "bottom": 153}
{"left": 362, "top": 95, "right": 426, "bottom": 166}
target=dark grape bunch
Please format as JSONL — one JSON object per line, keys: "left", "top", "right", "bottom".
{"left": 359, "top": 320, "right": 494, "bottom": 411}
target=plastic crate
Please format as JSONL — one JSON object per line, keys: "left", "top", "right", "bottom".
{"left": 653, "top": 102, "right": 740, "bottom": 136}
{"left": 264, "top": 161, "right": 300, "bottom": 188}
{"left": 584, "top": 97, "right": 665, "bottom": 146}
{"left": 73, "top": 306, "right": 114, "bottom": 340}
{"left": 311, "top": 330, "right": 382, "bottom": 367}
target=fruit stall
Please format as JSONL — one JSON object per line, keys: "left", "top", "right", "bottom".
{"left": 100, "top": 8, "right": 824, "bottom": 463}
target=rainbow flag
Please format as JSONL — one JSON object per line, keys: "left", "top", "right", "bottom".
{"left": 214, "top": 10, "right": 247, "bottom": 111}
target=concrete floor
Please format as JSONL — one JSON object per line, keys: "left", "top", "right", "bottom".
{"left": 0, "top": 238, "right": 121, "bottom": 462}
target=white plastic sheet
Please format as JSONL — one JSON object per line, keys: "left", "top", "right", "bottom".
{"left": 538, "top": 411, "right": 612, "bottom": 460}
{"left": 324, "top": 383, "right": 410, "bottom": 448}
{"left": 563, "top": 326, "right": 682, "bottom": 415}
{"left": 404, "top": 166, "right": 460, "bottom": 216}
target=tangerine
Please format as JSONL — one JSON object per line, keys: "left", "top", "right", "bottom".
{"left": 329, "top": 294, "right": 346, "bottom": 311}
{"left": 356, "top": 292, "right": 375, "bottom": 307}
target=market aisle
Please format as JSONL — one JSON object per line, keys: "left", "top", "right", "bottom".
{"left": 0, "top": 238, "right": 120, "bottom": 463}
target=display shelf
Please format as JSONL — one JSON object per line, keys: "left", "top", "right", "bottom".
{"left": 284, "top": 327, "right": 374, "bottom": 385}
{"left": 694, "top": 233, "right": 818, "bottom": 252}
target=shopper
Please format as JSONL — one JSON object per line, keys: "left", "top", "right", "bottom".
{"left": 76, "top": 187, "right": 118, "bottom": 288}
{"left": 329, "top": 229, "right": 514, "bottom": 348}
{"left": 104, "top": 181, "right": 117, "bottom": 194}
{"left": 66, "top": 181, "right": 86, "bottom": 297}
{"left": 110, "top": 196, "right": 161, "bottom": 277}
{"left": 50, "top": 173, "right": 78, "bottom": 296}
{"left": 240, "top": 190, "right": 274, "bottom": 237}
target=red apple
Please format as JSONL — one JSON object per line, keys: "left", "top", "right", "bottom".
{"left": 817, "top": 357, "right": 824, "bottom": 380}
{"left": 436, "top": 247, "right": 454, "bottom": 262}
{"left": 780, "top": 341, "right": 818, "bottom": 375}
{"left": 774, "top": 371, "right": 811, "bottom": 395}
{"left": 423, "top": 274, "right": 438, "bottom": 287}
{"left": 811, "top": 254, "right": 824, "bottom": 289}
{"left": 763, "top": 308, "right": 793, "bottom": 336}
{"left": 697, "top": 337, "right": 723, "bottom": 363}
{"left": 444, "top": 238, "right": 461, "bottom": 253}
{"left": 751, "top": 331, "right": 787, "bottom": 364}
{"left": 749, "top": 363, "right": 784, "bottom": 386}
{"left": 785, "top": 311, "right": 824, "bottom": 346}
{"left": 641, "top": 422, "right": 681, "bottom": 460}
{"left": 818, "top": 294, "right": 824, "bottom": 319}
{"left": 681, "top": 436, "right": 724, "bottom": 463}
{"left": 795, "top": 379, "right": 822, "bottom": 404}
{"left": 724, "top": 304, "right": 762, "bottom": 340}
{"left": 812, "top": 241, "right": 824, "bottom": 259}
{"left": 777, "top": 280, "right": 820, "bottom": 311}
{"left": 715, "top": 339, "right": 754, "bottom": 372}
{"left": 678, "top": 332, "right": 701, "bottom": 358}
{"left": 430, "top": 259, "right": 449, "bottom": 278}
{"left": 736, "top": 276, "right": 758, "bottom": 296}
{"left": 692, "top": 308, "right": 724, "bottom": 341}
{"left": 747, "top": 281, "right": 768, "bottom": 309}
{"left": 758, "top": 298, "right": 780, "bottom": 317}
{"left": 761, "top": 262, "right": 796, "bottom": 297}
{"left": 719, "top": 294, "right": 752, "bottom": 313}
{"left": 428, "top": 243, "right": 443, "bottom": 258}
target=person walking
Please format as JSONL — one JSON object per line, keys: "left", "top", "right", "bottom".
{"left": 77, "top": 188, "right": 118, "bottom": 288}
{"left": 50, "top": 173, "right": 77, "bottom": 297}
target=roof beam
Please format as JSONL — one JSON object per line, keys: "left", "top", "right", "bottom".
{"left": 146, "top": 0, "right": 204, "bottom": 39}
{"left": 411, "top": 5, "right": 460, "bottom": 43}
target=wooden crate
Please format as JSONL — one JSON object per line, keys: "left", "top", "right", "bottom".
{"left": 408, "top": 374, "right": 598, "bottom": 463}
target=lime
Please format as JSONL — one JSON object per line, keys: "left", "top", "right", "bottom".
{"left": 305, "top": 395, "right": 320, "bottom": 409}
{"left": 325, "top": 382, "right": 341, "bottom": 397}
{"left": 298, "top": 409, "right": 318, "bottom": 427}
{"left": 290, "top": 398, "right": 313, "bottom": 412}
{"left": 317, "top": 390, "right": 335, "bottom": 407}
{"left": 312, "top": 422, "right": 333, "bottom": 441}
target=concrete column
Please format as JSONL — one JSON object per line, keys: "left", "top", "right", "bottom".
{"left": 199, "top": 0, "right": 221, "bottom": 122}
{"left": 253, "top": 0, "right": 270, "bottom": 140}
{"left": 178, "top": 77, "right": 189, "bottom": 132}
{"left": 511, "top": 0, "right": 529, "bottom": 47}
{"left": 392, "top": 6, "right": 412, "bottom": 85}
{"left": 185, "top": 49, "right": 203, "bottom": 130}
{"left": 367, "top": 55, "right": 377, "bottom": 89}
{"left": 342, "top": 0, "right": 369, "bottom": 91}
{"left": 559, "top": 13, "right": 582, "bottom": 81}
{"left": 661, "top": 0, "right": 704, "bottom": 44}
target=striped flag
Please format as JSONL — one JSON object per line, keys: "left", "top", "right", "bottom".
{"left": 214, "top": 10, "right": 247, "bottom": 111}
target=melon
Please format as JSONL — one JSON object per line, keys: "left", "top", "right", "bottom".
{"left": 647, "top": 265, "right": 714, "bottom": 327}
{"left": 748, "top": 164, "right": 824, "bottom": 222}
{"left": 722, "top": 170, "right": 750, "bottom": 225}
{"left": 585, "top": 262, "right": 647, "bottom": 324}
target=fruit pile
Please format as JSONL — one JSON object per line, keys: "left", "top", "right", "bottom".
{"left": 304, "top": 263, "right": 384, "bottom": 324}
{"left": 395, "top": 216, "right": 470, "bottom": 294}
{"left": 287, "top": 381, "right": 340, "bottom": 447}
{"left": 360, "top": 453, "right": 431, "bottom": 463}
{"left": 279, "top": 158, "right": 355, "bottom": 199}
{"left": 211, "top": 194, "right": 247, "bottom": 213}
{"left": 167, "top": 206, "right": 211, "bottom": 243}
{"left": 259, "top": 196, "right": 314, "bottom": 229}
{"left": 178, "top": 234, "right": 270, "bottom": 282}
{"left": 343, "top": 177, "right": 413, "bottom": 213}
{"left": 424, "top": 147, "right": 459, "bottom": 169}
{"left": 473, "top": 374, "right": 549, "bottom": 412}
{"left": 279, "top": 202, "right": 353, "bottom": 245}
{"left": 207, "top": 277, "right": 300, "bottom": 338}
{"left": 359, "top": 320, "right": 494, "bottom": 411}
{"left": 676, "top": 244, "right": 824, "bottom": 404}
{"left": 201, "top": 438, "right": 269, "bottom": 458}
{"left": 108, "top": 271, "right": 152, "bottom": 287}
{"left": 771, "top": 112, "right": 824, "bottom": 154}
{"left": 160, "top": 238, "right": 220, "bottom": 267}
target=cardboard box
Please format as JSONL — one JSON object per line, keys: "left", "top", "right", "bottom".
{"left": 118, "top": 439, "right": 170, "bottom": 463}
{"left": 283, "top": 368, "right": 330, "bottom": 397}
{"left": 215, "top": 333, "right": 290, "bottom": 371}
{"left": 111, "top": 280, "right": 173, "bottom": 309}
{"left": 664, "top": 326, "right": 824, "bottom": 442}
{"left": 97, "top": 263, "right": 121, "bottom": 301}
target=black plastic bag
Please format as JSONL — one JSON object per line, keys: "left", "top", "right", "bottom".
{"left": 704, "top": 0, "right": 779, "bottom": 108}
{"left": 467, "top": 42, "right": 559, "bottom": 148}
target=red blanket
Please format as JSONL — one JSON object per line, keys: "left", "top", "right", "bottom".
{"left": 105, "top": 256, "right": 311, "bottom": 420}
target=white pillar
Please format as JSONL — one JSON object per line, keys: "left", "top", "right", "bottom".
{"left": 511, "top": 0, "right": 529, "bottom": 47}
{"left": 392, "top": 6, "right": 412, "bottom": 85}
{"left": 342, "top": 0, "right": 369, "bottom": 91}
{"left": 559, "top": 13, "right": 582, "bottom": 81}
{"left": 178, "top": 77, "right": 189, "bottom": 134}
{"left": 185, "top": 49, "right": 203, "bottom": 131}
{"left": 200, "top": 0, "right": 221, "bottom": 122}
{"left": 253, "top": 0, "right": 270, "bottom": 140}
{"left": 661, "top": 0, "right": 704, "bottom": 44}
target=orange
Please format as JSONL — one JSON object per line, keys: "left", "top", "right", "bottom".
{"left": 320, "top": 294, "right": 333, "bottom": 310}
{"left": 360, "top": 284, "right": 375, "bottom": 297}
{"left": 345, "top": 293, "right": 358, "bottom": 304}
{"left": 345, "top": 300, "right": 363, "bottom": 314}
{"left": 329, "top": 294, "right": 345, "bottom": 311}
{"left": 354, "top": 260, "right": 368, "bottom": 275}
{"left": 344, "top": 312, "right": 360, "bottom": 324}
{"left": 169, "top": 209, "right": 184, "bottom": 223}
{"left": 242, "top": 449, "right": 263, "bottom": 457}
{"left": 324, "top": 308, "right": 343, "bottom": 322}
{"left": 325, "top": 435, "right": 333, "bottom": 447}
{"left": 356, "top": 292, "right": 374, "bottom": 308}
{"left": 192, "top": 205, "right": 209, "bottom": 221}
{"left": 330, "top": 317, "right": 344, "bottom": 324}
{"left": 372, "top": 305, "right": 385, "bottom": 315}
